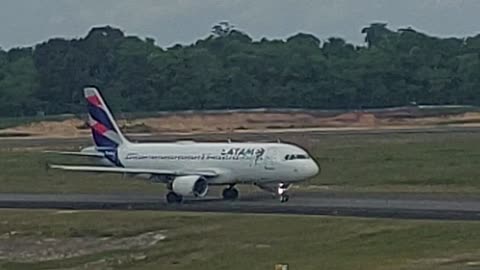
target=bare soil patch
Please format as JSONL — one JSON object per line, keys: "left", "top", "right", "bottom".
{"left": 0, "top": 230, "right": 166, "bottom": 263}
{"left": 2, "top": 111, "right": 480, "bottom": 137}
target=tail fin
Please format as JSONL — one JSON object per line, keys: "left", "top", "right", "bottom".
{"left": 84, "top": 86, "right": 129, "bottom": 149}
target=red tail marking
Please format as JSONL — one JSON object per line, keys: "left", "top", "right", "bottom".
{"left": 87, "top": 95, "right": 102, "bottom": 107}
{"left": 91, "top": 122, "right": 108, "bottom": 134}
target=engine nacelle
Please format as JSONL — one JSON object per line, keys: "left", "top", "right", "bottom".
{"left": 172, "top": 175, "right": 208, "bottom": 197}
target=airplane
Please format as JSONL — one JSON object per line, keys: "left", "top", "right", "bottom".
{"left": 48, "top": 86, "right": 320, "bottom": 203}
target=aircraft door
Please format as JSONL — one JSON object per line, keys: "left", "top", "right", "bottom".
{"left": 264, "top": 148, "right": 277, "bottom": 170}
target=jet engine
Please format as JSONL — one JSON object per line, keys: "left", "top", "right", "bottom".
{"left": 172, "top": 175, "right": 208, "bottom": 197}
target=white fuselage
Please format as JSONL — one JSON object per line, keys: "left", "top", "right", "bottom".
{"left": 101, "top": 141, "right": 319, "bottom": 185}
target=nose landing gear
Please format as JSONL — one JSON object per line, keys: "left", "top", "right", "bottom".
{"left": 255, "top": 182, "right": 292, "bottom": 203}
{"left": 280, "top": 194, "right": 289, "bottom": 203}
{"left": 278, "top": 183, "right": 291, "bottom": 203}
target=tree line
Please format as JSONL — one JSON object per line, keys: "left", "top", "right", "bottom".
{"left": 0, "top": 23, "right": 479, "bottom": 117}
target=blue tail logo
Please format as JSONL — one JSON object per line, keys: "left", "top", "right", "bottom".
{"left": 84, "top": 87, "right": 128, "bottom": 167}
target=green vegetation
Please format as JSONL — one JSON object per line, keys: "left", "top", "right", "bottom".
{"left": 311, "top": 131, "right": 480, "bottom": 193}
{"left": 0, "top": 150, "right": 161, "bottom": 194}
{"left": 0, "top": 210, "right": 479, "bottom": 270}
{"left": 1, "top": 22, "right": 480, "bottom": 117}
{"left": 1, "top": 131, "right": 480, "bottom": 194}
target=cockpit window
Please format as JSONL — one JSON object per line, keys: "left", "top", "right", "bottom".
{"left": 285, "top": 154, "right": 310, "bottom": 160}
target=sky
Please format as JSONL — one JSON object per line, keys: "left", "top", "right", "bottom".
{"left": 1, "top": 0, "right": 480, "bottom": 49}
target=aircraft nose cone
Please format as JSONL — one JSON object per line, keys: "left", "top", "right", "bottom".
{"left": 306, "top": 160, "right": 320, "bottom": 178}
{"left": 312, "top": 161, "right": 320, "bottom": 176}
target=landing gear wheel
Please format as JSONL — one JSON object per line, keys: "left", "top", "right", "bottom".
{"left": 280, "top": 194, "right": 289, "bottom": 203}
{"left": 166, "top": 192, "right": 183, "bottom": 204}
{"left": 277, "top": 183, "right": 291, "bottom": 203}
{"left": 222, "top": 187, "right": 239, "bottom": 201}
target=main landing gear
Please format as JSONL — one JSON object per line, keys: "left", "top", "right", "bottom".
{"left": 222, "top": 185, "right": 239, "bottom": 201}
{"left": 166, "top": 191, "right": 183, "bottom": 204}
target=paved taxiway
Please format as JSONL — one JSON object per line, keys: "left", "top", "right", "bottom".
{"left": 1, "top": 192, "right": 480, "bottom": 220}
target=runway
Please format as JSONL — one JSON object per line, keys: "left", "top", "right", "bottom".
{"left": 1, "top": 192, "right": 480, "bottom": 220}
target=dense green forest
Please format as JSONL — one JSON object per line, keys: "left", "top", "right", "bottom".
{"left": 0, "top": 22, "right": 480, "bottom": 117}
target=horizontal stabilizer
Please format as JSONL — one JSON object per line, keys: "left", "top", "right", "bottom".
{"left": 43, "top": 151, "right": 105, "bottom": 158}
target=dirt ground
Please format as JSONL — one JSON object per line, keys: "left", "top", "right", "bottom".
{"left": 2, "top": 111, "right": 480, "bottom": 137}
{"left": 0, "top": 227, "right": 166, "bottom": 263}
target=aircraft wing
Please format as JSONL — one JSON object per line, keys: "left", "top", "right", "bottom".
{"left": 48, "top": 164, "right": 219, "bottom": 177}
{"left": 43, "top": 151, "right": 105, "bottom": 158}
